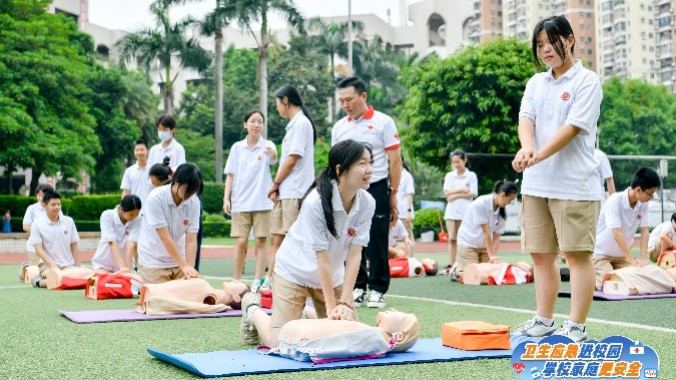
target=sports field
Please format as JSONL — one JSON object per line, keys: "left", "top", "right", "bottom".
{"left": 1, "top": 249, "right": 674, "bottom": 379}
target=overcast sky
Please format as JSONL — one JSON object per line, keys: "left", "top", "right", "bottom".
{"left": 88, "top": 0, "right": 420, "bottom": 32}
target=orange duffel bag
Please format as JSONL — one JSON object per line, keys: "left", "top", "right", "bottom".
{"left": 441, "top": 321, "right": 511, "bottom": 351}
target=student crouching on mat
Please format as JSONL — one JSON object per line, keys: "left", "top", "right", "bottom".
{"left": 592, "top": 167, "right": 661, "bottom": 289}
{"left": 648, "top": 212, "right": 676, "bottom": 263}
{"left": 28, "top": 189, "right": 84, "bottom": 287}
{"left": 259, "top": 309, "right": 419, "bottom": 363}
{"left": 22, "top": 184, "right": 58, "bottom": 266}
{"left": 443, "top": 149, "right": 478, "bottom": 274}
{"left": 91, "top": 194, "right": 142, "bottom": 274}
{"left": 452, "top": 181, "right": 519, "bottom": 281}
{"left": 239, "top": 139, "right": 376, "bottom": 347}
{"left": 137, "top": 163, "right": 203, "bottom": 284}
{"left": 512, "top": 15, "right": 603, "bottom": 342}
{"left": 223, "top": 110, "right": 277, "bottom": 292}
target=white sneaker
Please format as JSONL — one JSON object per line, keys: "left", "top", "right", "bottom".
{"left": 367, "top": 290, "right": 386, "bottom": 308}
{"left": 448, "top": 263, "right": 459, "bottom": 282}
{"left": 513, "top": 316, "right": 557, "bottom": 337}
{"left": 353, "top": 288, "right": 366, "bottom": 308}
{"left": 552, "top": 320, "right": 588, "bottom": 342}
{"left": 250, "top": 279, "right": 260, "bottom": 294}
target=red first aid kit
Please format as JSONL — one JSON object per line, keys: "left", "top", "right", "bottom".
{"left": 260, "top": 289, "right": 273, "bottom": 309}
{"left": 86, "top": 273, "right": 136, "bottom": 300}
{"left": 51, "top": 277, "right": 89, "bottom": 290}
{"left": 441, "top": 321, "right": 511, "bottom": 351}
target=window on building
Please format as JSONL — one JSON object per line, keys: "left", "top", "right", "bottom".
{"left": 588, "top": 49, "right": 592, "bottom": 55}
{"left": 96, "top": 44, "right": 110, "bottom": 59}
{"left": 428, "top": 13, "right": 446, "bottom": 47}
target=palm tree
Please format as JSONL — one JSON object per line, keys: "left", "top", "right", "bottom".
{"left": 115, "top": 1, "right": 211, "bottom": 115}
{"left": 308, "top": 17, "right": 364, "bottom": 120}
{"left": 221, "top": 0, "right": 305, "bottom": 129}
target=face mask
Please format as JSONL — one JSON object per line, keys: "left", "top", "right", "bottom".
{"left": 158, "top": 131, "right": 171, "bottom": 142}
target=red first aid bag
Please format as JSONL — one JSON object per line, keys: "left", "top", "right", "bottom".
{"left": 51, "top": 277, "right": 89, "bottom": 290}
{"left": 86, "top": 273, "right": 134, "bottom": 300}
{"left": 389, "top": 258, "right": 424, "bottom": 278}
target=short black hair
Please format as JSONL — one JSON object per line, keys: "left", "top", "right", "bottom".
{"left": 172, "top": 163, "right": 203, "bottom": 198}
{"left": 630, "top": 167, "right": 661, "bottom": 190}
{"left": 134, "top": 138, "right": 148, "bottom": 148}
{"left": 671, "top": 212, "right": 676, "bottom": 223}
{"left": 156, "top": 114, "right": 176, "bottom": 129}
{"left": 120, "top": 194, "right": 142, "bottom": 212}
{"left": 42, "top": 189, "right": 61, "bottom": 205}
{"left": 36, "top": 184, "right": 54, "bottom": 194}
{"left": 337, "top": 76, "right": 367, "bottom": 94}
{"left": 531, "top": 15, "right": 575, "bottom": 71}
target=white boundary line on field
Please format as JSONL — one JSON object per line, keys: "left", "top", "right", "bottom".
{"left": 0, "top": 285, "right": 32, "bottom": 290}
{"left": 388, "top": 294, "right": 676, "bottom": 334}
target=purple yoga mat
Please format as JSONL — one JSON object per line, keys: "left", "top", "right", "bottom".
{"left": 59, "top": 307, "right": 271, "bottom": 324}
{"left": 558, "top": 290, "right": 676, "bottom": 301}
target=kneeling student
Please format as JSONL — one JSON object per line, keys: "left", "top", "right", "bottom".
{"left": 91, "top": 195, "right": 142, "bottom": 274}
{"left": 648, "top": 212, "right": 676, "bottom": 263}
{"left": 593, "top": 167, "right": 661, "bottom": 290}
{"left": 453, "top": 181, "right": 519, "bottom": 280}
{"left": 28, "top": 189, "right": 85, "bottom": 288}
{"left": 137, "top": 163, "right": 202, "bottom": 284}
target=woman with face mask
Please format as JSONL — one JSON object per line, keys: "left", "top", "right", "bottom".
{"left": 147, "top": 114, "right": 186, "bottom": 171}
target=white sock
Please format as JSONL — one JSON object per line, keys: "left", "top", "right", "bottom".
{"left": 536, "top": 316, "right": 554, "bottom": 326}
{"left": 246, "top": 304, "right": 260, "bottom": 320}
{"left": 566, "top": 320, "right": 585, "bottom": 330}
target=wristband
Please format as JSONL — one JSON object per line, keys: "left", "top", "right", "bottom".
{"left": 407, "top": 208, "right": 412, "bottom": 212}
{"left": 273, "top": 181, "right": 281, "bottom": 186}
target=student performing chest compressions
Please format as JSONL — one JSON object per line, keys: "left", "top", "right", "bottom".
{"left": 91, "top": 195, "right": 142, "bottom": 274}
{"left": 239, "top": 139, "right": 376, "bottom": 349}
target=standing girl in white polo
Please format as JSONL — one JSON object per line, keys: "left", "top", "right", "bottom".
{"left": 453, "top": 181, "right": 519, "bottom": 280}
{"left": 443, "top": 149, "right": 478, "bottom": 272}
{"left": 512, "top": 15, "right": 603, "bottom": 342}
{"left": 137, "top": 163, "right": 203, "bottom": 284}
{"left": 223, "top": 110, "right": 277, "bottom": 292}
{"left": 265, "top": 84, "right": 317, "bottom": 290}
{"left": 240, "top": 139, "right": 375, "bottom": 348}
{"left": 92, "top": 195, "right": 142, "bottom": 274}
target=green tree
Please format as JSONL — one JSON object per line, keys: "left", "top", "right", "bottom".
{"left": 598, "top": 77, "right": 676, "bottom": 188}
{"left": 220, "top": 0, "right": 305, "bottom": 127}
{"left": 399, "top": 38, "right": 534, "bottom": 193}
{"left": 0, "top": 0, "right": 99, "bottom": 194}
{"left": 119, "top": 66, "right": 161, "bottom": 146}
{"left": 116, "top": 1, "right": 210, "bottom": 115}
{"left": 175, "top": 129, "right": 216, "bottom": 181}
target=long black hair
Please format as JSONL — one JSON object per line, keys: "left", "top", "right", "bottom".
{"left": 275, "top": 84, "right": 318, "bottom": 143}
{"left": 171, "top": 163, "right": 203, "bottom": 198}
{"left": 243, "top": 109, "right": 265, "bottom": 124}
{"left": 532, "top": 15, "right": 575, "bottom": 71}
{"left": 493, "top": 180, "right": 519, "bottom": 219}
{"left": 301, "top": 139, "right": 373, "bottom": 238}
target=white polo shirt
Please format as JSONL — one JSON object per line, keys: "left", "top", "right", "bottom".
{"left": 388, "top": 219, "right": 409, "bottom": 247}
{"left": 279, "top": 112, "right": 315, "bottom": 199}
{"left": 27, "top": 215, "right": 79, "bottom": 268}
{"left": 648, "top": 221, "right": 675, "bottom": 251}
{"left": 594, "top": 149, "right": 613, "bottom": 199}
{"left": 23, "top": 202, "right": 45, "bottom": 253}
{"left": 274, "top": 181, "right": 376, "bottom": 289}
{"left": 148, "top": 139, "right": 186, "bottom": 171}
{"left": 331, "top": 106, "right": 401, "bottom": 183}
{"left": 443, "top": 170, "right": 478, "bottom": 220}
{"left": 593, "top": 189, "right": 650, "bottom": 258}
{"left": 121, "top": 162, "right": 151, "bottom": 204}
{"left": 137, "top": 185, "right": 201, "bottom": 269}
{"left": 457, "top": 194, "right": 507, "bottom": 249}
{"left": 397, "top": 169, "right": 415, "bottom": 218}
{"left": 91, "top": 207, "right": 142, "bottom": 272}
{"left": 519, "top": 60, "right": 603, "bottom": 201}
{"left": 224, "top": 137, "right": 276, "bottom": 212}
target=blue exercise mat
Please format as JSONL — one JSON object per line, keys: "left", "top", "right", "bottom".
{"left": 148, "top": 335, "right": 537, "bottom": 378}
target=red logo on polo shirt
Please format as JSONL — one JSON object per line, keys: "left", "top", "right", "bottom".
{"left": 637, "top": 214, "right": 642, "bottom": 220}
{"left": 64, "top": 230, "right": 68, "bottom": 235}
{"left": 125, "top": 230, "right": 129, "bottom": 236}
{"left": 257, "top": 155, "right": 262, "bottom": 161}
{"left": 347, "top": 227, "right": 356, "bottom": 237}
{"left": 184, "top": 219, "right": 189, "bottom": 225}
{"left": 394, "top": 133, "right": 399, "bottom": 140}
{"left": 561, "top": 92, "right": 570, "bottom": 100}
{"left": 367, "top": 125, "right": 374, "bottom": 130}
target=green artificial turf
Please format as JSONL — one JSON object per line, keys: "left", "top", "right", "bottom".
{"left": 1, "top": 254, "right": 674, "bottom": 379}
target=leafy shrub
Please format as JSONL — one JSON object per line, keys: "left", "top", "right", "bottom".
{"left": 412, "top": 207, "right": 444, "bottom": 239}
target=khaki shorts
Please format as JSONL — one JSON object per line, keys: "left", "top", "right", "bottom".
{"left": 270, "top": 273, "right": 343, "bottom": 329}
{"left": 230, "top": 211, "right": 271, "bottom": 238}
{"left": 38, "top": 262, "right": 77, "bottom": 279}
{"left": 593, "top": 256, "right": 631, "bottom": 290}
{"left": 456, "top": 246, "right": 490, "bottom": 276}
{"left": 138, "top": 265, "right": 185, "bottom": 284}
{"left": 271, "top": 199, "right": 301, "bottom": 235}
{"left": 401, "top": 219, "right": 414, "bottom": 241}
{"left": 520, "top": 195, "right": 600, "bottom": 254}
{"left": 446, "top": 219, "right": 462, "bottom": 240}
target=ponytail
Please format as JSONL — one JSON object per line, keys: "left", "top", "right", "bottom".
{"left": 493, "top": 180, "right": 519, "bottom": 219}
{"left": 301, "top": 167, "right": 338, "bottom": 238}
{"left": 300, "top": 104, "right": 318, "bottom": 143}
{"left": 275, "top": 84, "right": 317, "bottom": 143}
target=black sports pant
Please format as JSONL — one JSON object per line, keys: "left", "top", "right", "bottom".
{"left": 355, "top": 178, "right": 390, "bottom": 294}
